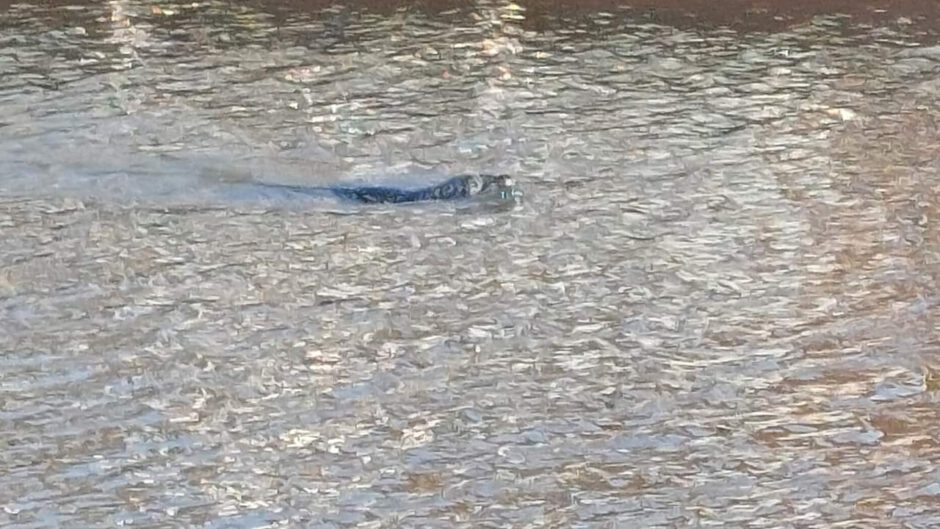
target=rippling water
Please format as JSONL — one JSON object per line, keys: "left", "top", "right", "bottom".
{"left": 2, "top": 1, "right": 940, "bottom": 527}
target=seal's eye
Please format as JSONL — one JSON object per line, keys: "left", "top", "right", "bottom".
{"left": 484, "top": 175, "right": 512, "bottom": 190}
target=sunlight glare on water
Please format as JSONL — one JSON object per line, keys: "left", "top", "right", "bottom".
{"left": 1, "top": 0, "right": 939, "bottom": 527}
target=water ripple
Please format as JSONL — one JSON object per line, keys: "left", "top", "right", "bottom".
{"left": 1, "top": 1, "right": 939, "bottom": 528}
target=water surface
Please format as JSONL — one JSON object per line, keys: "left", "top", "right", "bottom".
{"left": 2, "top": 1, "right": 940, "bottom": 527}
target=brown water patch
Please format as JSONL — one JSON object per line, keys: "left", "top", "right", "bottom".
{"left": 8, "top": 0, "right": 936, "bottom": 32}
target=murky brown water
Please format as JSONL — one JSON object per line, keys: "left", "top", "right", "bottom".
{"left": 2, "top": 1, "right": 940, "bottom": 527}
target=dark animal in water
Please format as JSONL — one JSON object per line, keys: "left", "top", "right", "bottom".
{"left": 256, "top": 174, "right": 515, "bottom": 204}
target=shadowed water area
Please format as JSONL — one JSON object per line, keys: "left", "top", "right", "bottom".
{"left": 2, "top": 0, "right": 940, "bottom": 527}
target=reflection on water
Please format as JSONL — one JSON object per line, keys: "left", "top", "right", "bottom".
{"left": 2, "top": 1, "right": 940, "bottom": 527}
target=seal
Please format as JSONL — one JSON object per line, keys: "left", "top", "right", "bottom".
{"left": 255, "top": 174, "right": 515, "bottom": 204}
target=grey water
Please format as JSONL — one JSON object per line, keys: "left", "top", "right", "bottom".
{"left": 2, "top": 1, "right": 940, "bottom": 528}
